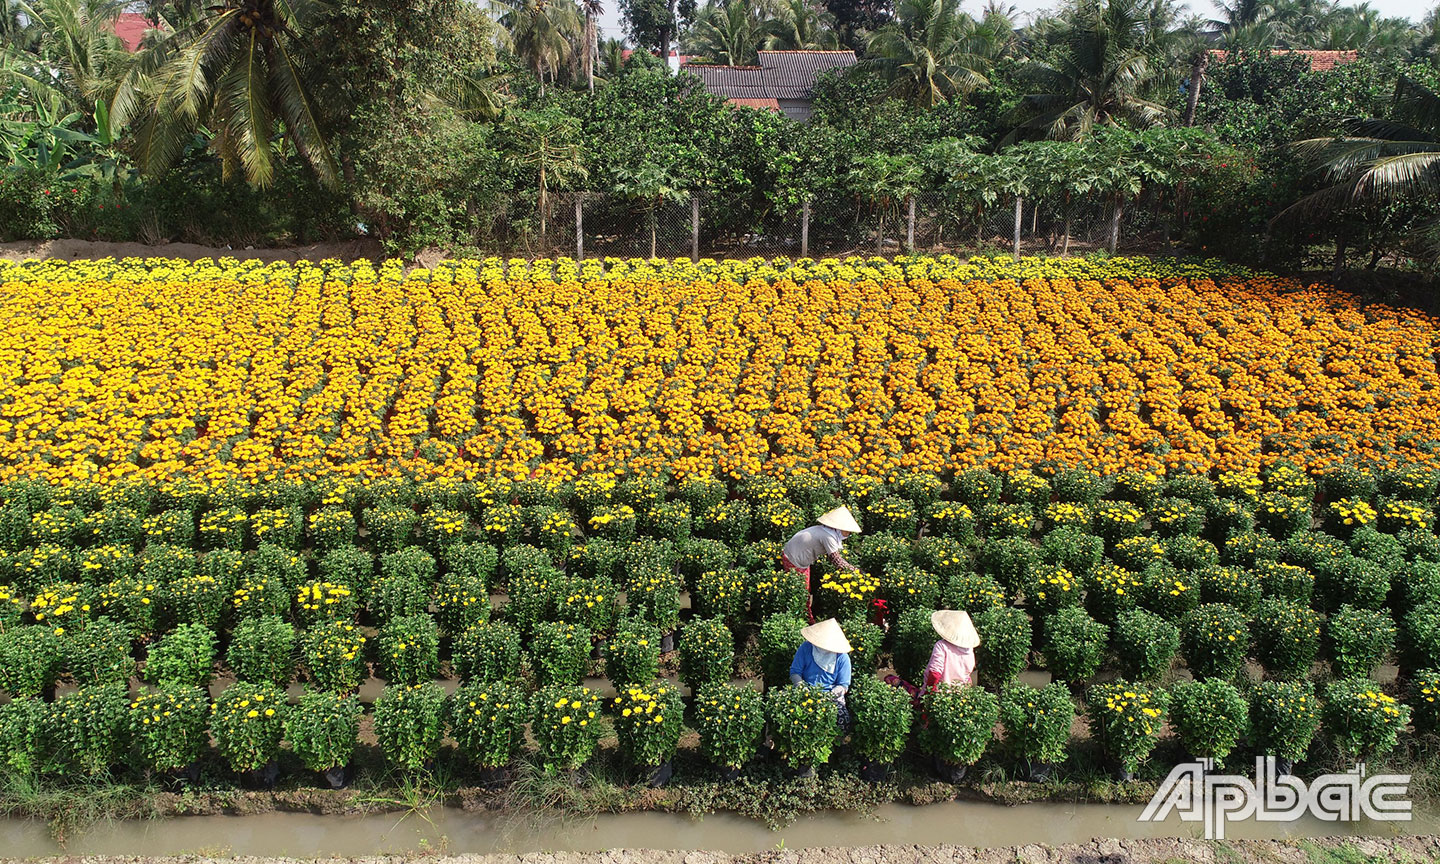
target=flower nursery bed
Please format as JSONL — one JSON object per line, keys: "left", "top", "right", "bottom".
{"left": 3, "top": 256, "right": 1440, "bottom": 829}
{"left": 2, "top": 253, "right": 1437, "bottom": 485}
{"left": 6, "top": 464, "right": 1440, "bottom": 819}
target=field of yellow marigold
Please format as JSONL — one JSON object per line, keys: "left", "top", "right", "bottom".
{"left": 2, "top": 254, "right": 1438, "bottom": 486}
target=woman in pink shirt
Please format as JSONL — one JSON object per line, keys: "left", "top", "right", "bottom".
{"left": 923, "top": 610, "right": 979, "bottom": 689}
{"left": 885, "top": 610, "right": 980, "bottom": 702}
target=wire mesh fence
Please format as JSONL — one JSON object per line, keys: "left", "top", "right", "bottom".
{"left": 485, "top": 189, "right": 1178, "bottom": 261}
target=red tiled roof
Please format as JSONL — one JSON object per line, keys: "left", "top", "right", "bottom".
{"left": 110, "top": 12, "right": 151, "bottom": 52}
{"left": 1207, "top": 48, "right": 1360, "bottom": 72}
{"left": 729, "top": 98, "right": 780, "bottom": 111}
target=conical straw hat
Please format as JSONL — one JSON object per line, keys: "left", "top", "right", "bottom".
{"left": 931, "top": 610, "right": 980, "bottom": 648}
{"left": 817, "top": 506, "right": 862, "bottom": 534}
{"left": 800, "top": 618, "right": 853, "bottom": 653}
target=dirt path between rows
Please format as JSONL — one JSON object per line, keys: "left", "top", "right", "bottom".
{"left": 7, "top": 836, "right": 1440, "bottom": 864}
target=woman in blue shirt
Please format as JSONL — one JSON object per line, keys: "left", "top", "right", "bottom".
{"left": 789, "top": 618, "right": 853, "bottom": 729}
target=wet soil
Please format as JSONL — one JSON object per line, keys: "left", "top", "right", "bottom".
{"left": 6, "top": 836, "right": 1440, "bottom": 864}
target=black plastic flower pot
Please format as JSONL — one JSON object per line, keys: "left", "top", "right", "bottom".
{"left": 1110, "top": 761, "right": 1135, "bottom": 783}
{"left": 242, "top": 759, "right": 280, "bottom": 790}
{"left": 932, "top": 755, "right": 968, "bottom": 783}
{"left": 477, "top": 765, "right": 511, "bottom": 789}
{"left": 1026, "top": 760, "right": 1057, "bottom": 784}
{"left": 859, "top": 760, "right": 892, "bottom": 783}
{"left": 1274, "top": 757, "right": 1296, "bottom": 777}
{"left": 660, "top": 630, "right": 677, "bottom": 654}
{"left": 787, "top": 763, "right": 816, "bottom": 780}
{"left": 321, "top": 762, "right": 353, "bottom": 790}
{"left": 713, "top": 761, "right": 743, "bottom": 781}
{"left": 644, "top": 759, "right": 674, "bottom": 788}
{"left": 161, "top": 761, "right": 202, "bottom": 790}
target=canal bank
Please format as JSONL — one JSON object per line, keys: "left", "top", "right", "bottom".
{"left": 3, "top": 800, "right": 1440, "bottom": 857}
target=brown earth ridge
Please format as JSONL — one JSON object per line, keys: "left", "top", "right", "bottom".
{"left": 7, "top": 837, "right": 1440, "bottom": 864}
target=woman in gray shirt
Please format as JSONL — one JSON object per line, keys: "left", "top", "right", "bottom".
{"left": 781, "top": 506, "right": 862, "bottom": 623}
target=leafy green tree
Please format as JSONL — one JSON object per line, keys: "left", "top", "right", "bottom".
{"left": 613, "top": 159, "right": 687, "bottom": 257}
{"left": 1008, "top": 0, "right": 1172, "bottom": 141}
{"left": 1, "top": 0, "right": 127, "bottom": 114}
{"left": 110, "top": 0, "right": 336, "bottom": 189}
{"left": 686, "top": 0, "right": 766, "bottom": 66}
{"left": 824, "top": 0, "right": 892, "bottom": 50}
{"left": 1280, "top": 76, "right": 1440, "bottom": 266}
{"left": 505, "top": 107, "right": 587, "bottom": 241}
{"left": 1089, "top": 126, "right": 1212, "bottom": 252}
{"left": 847, "top": 151, "right": 921, "bottom": 252}
{"left": 1010, "top": 139, "right": 1098, "bottom": 253}
{"left": 621, "top": 0, "right": 698, "bottom": 66}
{"left": 765, "top": 0, "right": 839, "bottom": 50}
{"left": 494, "top": 0, "right": 582, "bottom": 97}
{"left": 304, "top": 2, "right": 505, "bottom": 248}
{"left": 305, "top": 0, "right": 498, "bottom": 122}
{"left": 866, "top": 0, "right": 990, "bottom": 108}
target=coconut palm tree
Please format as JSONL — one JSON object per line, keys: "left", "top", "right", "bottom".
{"left": 1419, "top": 5, "right": 1440, "bottom": 64}
{"left": 494, "top": 0, "right": 583, "bottom": 96}
{"left": 599, "top": 35, "right": 627, "bottom": 76}
{"left": 1, "top": 0, "right": 127, "bottom": 113}
{"left": 866, "top": 0, "right": 990, "bottom": 109}
{"left": 1279, "top": 76, "right": 1440, "bottom": 265}
{"left": 1311, "top": 3, "right": 1417, "bottom": 60}
{"left": 764, "top": 0, "right": 838, "bottom": 50}
{"left": 686, "top": 0, "right": 767, "bottom": 66}
{"left": 1266, "top": 0, "right": 1333, "bottom": 45}
{"left": 965, "top": 6, "right": 1019, "bottom": 62}
{"left": 581, "top": 0, "right": 603, "bottom": 92}
{"left": 1206, "top": 0, "right": 1274, "bottom": 36}
{"left": 107, "top": 0, "right": 335, "bottom": 188}
{"left": 0, "top": 0, "right": 33, "bottom": 49}
{"left": 1006, "top": 0, "right": 1171, "bottom": 142}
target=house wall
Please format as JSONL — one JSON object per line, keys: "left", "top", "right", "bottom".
{"left": 778, "top": 100, "right": 812, "bottom": 123}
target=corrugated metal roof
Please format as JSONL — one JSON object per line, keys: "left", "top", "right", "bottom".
{"left": 682, "top": 64, "right": 769, "bottom": 99}
{"left": 685, "top": 51, "right": 857, "bottom": 106}
{"left": 757, "top": 50, "right": 857, "bottom": 100}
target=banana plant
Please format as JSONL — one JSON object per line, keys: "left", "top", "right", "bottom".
{"left": 54, "top": 101, "right": 135, "bottom": 188}
{"left": 1, "top": 91, "right": 85, "bottom": 173}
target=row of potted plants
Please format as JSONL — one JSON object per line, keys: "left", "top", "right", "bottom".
{"left": 1, "top": 668, "right": 1427, "bottom": 789}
